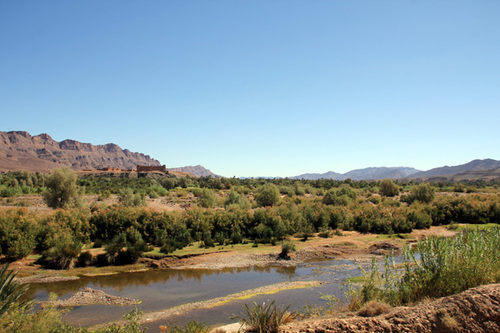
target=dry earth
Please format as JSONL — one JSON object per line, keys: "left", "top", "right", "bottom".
{"left": 280, "top": 284, "right": 500, "bottom": 333}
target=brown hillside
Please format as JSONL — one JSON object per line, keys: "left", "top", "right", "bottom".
{"left": 0, "top": 131, "right": 161, "bottom": 172}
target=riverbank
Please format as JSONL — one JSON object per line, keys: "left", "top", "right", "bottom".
{"left": 11, "top": 226, "right": 456, "bottom": 284}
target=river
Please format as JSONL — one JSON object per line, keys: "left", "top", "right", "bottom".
{"left": 27, "top": 259, "right": 368, "bottom": 331}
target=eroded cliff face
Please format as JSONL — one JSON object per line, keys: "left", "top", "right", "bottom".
{"left": 0, "top": 131, "right": 161, "bottom": 172}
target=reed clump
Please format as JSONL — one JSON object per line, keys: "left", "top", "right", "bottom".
{"left": 232, "top": 301, "right": 294, "bottom": 333}
{"left": 351, "top": 226, "right": 500, "bottom": 308}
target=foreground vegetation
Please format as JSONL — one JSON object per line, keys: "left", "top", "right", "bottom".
{"left": 349, "top": 226, "right": 500, "bottom": 308}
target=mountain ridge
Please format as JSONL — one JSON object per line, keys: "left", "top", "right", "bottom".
{"left": 408, "top": 159, "right": 500, "bottom": 179}
{"left": 0, "top": 130, "right": 160, "bottom": 172}
{"left": 292, "top": 167, "right": 420, "bottom": 181}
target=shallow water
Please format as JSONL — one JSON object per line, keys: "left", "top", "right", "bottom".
{"left": 28, "top": 259, "right": 366, "bottom": 331}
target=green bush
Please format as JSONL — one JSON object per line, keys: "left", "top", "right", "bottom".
{"left": 279, "top": 240, "right": 296, "bottom": 259}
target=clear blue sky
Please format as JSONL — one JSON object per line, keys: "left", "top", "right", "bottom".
{"left": 1, "top": 1, "right": 499, "bottom": 177}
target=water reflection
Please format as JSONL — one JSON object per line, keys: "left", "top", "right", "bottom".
{"left": 27, "top": 266, "right": 297, "bottom": 301}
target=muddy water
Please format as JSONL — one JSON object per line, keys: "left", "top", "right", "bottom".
{"left": 28, "top": 260, "right": 365, "bottom": 331}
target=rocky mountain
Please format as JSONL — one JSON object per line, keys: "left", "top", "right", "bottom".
{"left": 0, "top": 131, "right": 161, "bottom": 172}
{"left": 293, "top": 167, "right": 420, "bottom": 181}
{"left": 409, "top": 159, "right": 500, "bottom": 180}
{"left": 167, "top": 165, "right": 219, "bottom": 178}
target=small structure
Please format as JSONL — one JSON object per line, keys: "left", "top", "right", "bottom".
{"left": 99, "top": 167, "right": 121, "bottom": 172}
{"left": 137, "top": 165, "right": 167, "bottom": 173}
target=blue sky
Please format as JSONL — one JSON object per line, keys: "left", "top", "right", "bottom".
{"left": 1, "top": 1, "right": 499, "bottom": 177}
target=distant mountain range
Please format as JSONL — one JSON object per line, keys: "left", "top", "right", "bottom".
{"left": 292, "top": 160, "right": 500, "bottom": 181}
{"left": 292, "top": 167, "right": 420, "bottom": 181}
{"left": 2, "top": 131, "right": 498, "bottom": 181}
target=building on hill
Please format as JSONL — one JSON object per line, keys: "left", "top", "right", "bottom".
{"left": 100, "top": 167, "right": 122, "bottom": 172}
{"left": 137, "top": 165, "right": 167, "bottom": 173}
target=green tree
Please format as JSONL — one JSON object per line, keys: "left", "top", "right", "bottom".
{"left": 379, "top": 179, "right": 399, "bottom": 197}
{"left": 255, "top": 184, "right": 281, "bottom": 207}
{"left": 43, "top": 167, "right": 81, "bottom": 209}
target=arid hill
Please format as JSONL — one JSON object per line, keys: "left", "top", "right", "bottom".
{"left": 0, "top": 131, "right": 160, "bottom": 172}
